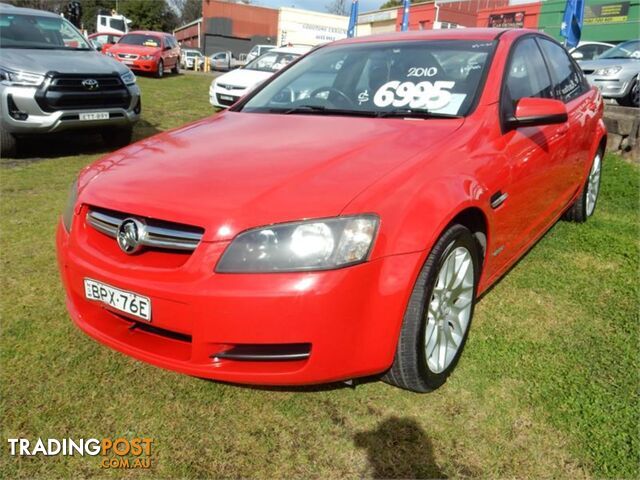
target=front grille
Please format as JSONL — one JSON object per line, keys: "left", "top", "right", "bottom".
{"left": 216, "top": 93, "right": 238, "bottom": 107}
{"left": 217, "top": 83, "right": 244, "bottom": 91}
{"left": 35, "top": 74, "right": 130, "bottom": 112}
{"left": 118, "top": 53, "right": 139, "bottom": 60}
{"left": 86, "top": 207, "right": 205, "bottom": 252}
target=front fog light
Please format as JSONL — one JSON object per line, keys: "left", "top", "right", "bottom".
{"left": 62, "top": 180, "right": 78, "bottom": 232}
{"left": 216, "top": 215, "right": 379, "bottom": 273}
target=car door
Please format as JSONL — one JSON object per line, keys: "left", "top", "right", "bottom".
{"left": 537, "top": 37, "right": 596, "bottom": 205}
{"left": 491, "top": 36, "right": 571, "bottom": 263}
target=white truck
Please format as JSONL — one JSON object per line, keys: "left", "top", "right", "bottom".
{"left": 96, "top": 10, "right": 131, "bottom": 36}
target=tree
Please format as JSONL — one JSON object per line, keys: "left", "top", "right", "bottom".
{"left": 172, "top": 0, "right": 201, "bottom": 24}
{"left": 119, "top": 0, "right": 179, "bottom": 32}
{"left": 326, "top": 0, "right": 348, "bottom": 16}
{"left": 379, "top": 0, "right": 420, "bottom": 9}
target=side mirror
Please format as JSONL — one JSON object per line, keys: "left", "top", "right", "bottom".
{"left": 91, "top": 40, "right": 102, "bottom": 51}
{"left": 571, "top": 51, "right": 584, "bottom": 60}
{"left": 506, "top": 97, "right": 568, "bottom": 130}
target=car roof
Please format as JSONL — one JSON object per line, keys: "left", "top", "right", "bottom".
{"left": 270, "top": 46, "right": 311, "bottom": 55}
{"left": 332, "top": 27, "right": 515, "bottom": 46}
{"left": 0, "top": 2, "right": 60, "bottom": 18}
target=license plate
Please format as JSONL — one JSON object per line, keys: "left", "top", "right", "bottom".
{"left": 219, "top": 95, "right": 235, "bottom": 102}
{"left": 123, "top": 60, "right": 134, "bottom": 65}
{"left": 84, "top": 278, "right": 152, "bottom": 321}
{"left": 79, "top": 112, "right": 109, "bottom": 121}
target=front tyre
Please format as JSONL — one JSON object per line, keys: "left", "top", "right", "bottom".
{"left": 617, "top": 76, "right": 639, "bottom": 107}
{"left": 172, "top": 60, "right": 180, "bottom": 75}
{"left": 563, "top": 151, "right": 602, "bottom": 222}
{"left": 383, "top": 224, "right": 480, "bottom": 393}
{"left": 0, "top": 127, "right": 17, "bottom": 157}
{"left": 156, "top": 60, "right": 164, "bottom": 78}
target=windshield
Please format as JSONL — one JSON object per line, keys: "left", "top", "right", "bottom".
{"left": 598, "top": 40, "right": 640, "bottom": 59}
{"left": 0, "top": 13, "right": 91, "bottom": 50}
{"left": 119, "top": 34, "right": 161, "bottom": 48}
{"left": 239, "top": 40, "right": 495, "bottom": 118}
{"left": 245, "top": 51, "right": 301, "bottom": 72}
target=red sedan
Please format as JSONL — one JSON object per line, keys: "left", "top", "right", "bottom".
{"left": 57, "top": 29, "right": 605, "bottom": 392}
{"left": 106, "top": 30, "right": 180, "bottom": 77}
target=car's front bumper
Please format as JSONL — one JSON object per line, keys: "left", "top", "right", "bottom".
{"left": 56, "top": 219, "right": 421, "bottom": 385}
{"left": 585, "top": 74, "right": 634, "bottom": 98}
{"left": 0, "top": 84, "right": 140, "bottom": 134}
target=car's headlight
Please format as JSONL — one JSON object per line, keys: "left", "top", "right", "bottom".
{"left": 594, "top": 66, "right": 622, "bottom": 76}
{"left": 0, "top": 67, "right": 45, "bottom": 87}
{"left": 62, "top": 180, "right": 79, "bottom": 233}
{"left": 120, "top": 70, "right": 136, "bottom": 85}
{"left": 140, "top": 55, "right": 155, "bottom": 60}
{"left": 216, "top": 215, "right": 379, "bottom": 273}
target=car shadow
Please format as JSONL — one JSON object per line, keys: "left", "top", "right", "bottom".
{"left": 2, "top": 119, "right": 162, "bottom": 166}
{"left": 354, "top": 416, "right": 447, "bottom": 479}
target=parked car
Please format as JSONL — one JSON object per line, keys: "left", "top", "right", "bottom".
{"left": 579, "top": 39, "right": 640, "bottom": 106}
{"left": 88, "top": 32, "right": 122, "bottom": 54}
{"left": 245, "top": 44, "right": 275, "bottom": 63}
{"left": 569, "top": 41, "right": 614, "bottom": 61}
{"left": 107, "top": 30, "right": 180, "bottom": 78}
{"left": 209, "top": 51, "right": 245, "bottom": 71}
{"left": 0, "top": 4, "right": 140, "bottom": 157}
{"left": 57, "top": 29, "right": 605, "bottom": 392}
{"left": 180, "top": 48, "right": 204, "bottom": 69}
{"left": 210, "top": 46, "right": 311, "bottom": 108}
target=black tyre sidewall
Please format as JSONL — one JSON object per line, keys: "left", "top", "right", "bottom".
{"left": 416, "top": 226, "right": 480, "bottom": 389}
{"left": 157, "top": 60, "right": 164, "bottom": 78}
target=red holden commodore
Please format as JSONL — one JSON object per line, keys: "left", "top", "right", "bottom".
{"left": 57, "top": 29, "right": 605, "bottom": 392}
{"left": 106, "top": 31, "right": 180, "bottom": 77}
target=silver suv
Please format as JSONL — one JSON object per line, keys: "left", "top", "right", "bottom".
{"left": 0, "top": 4, "right": 140, "bottom": 157}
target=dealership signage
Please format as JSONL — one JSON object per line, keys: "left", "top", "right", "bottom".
{"left": 488, "top": 11, "right": 525, "bottom": 28}
{"left": 584, "top": 2, "right": 630, "bottom": 24}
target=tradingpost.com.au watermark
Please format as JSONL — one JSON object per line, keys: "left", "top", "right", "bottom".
{"left": 7, "top": 437, "right": 154, "bottom": 469}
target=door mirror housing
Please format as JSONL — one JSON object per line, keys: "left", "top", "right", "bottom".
{"left": 571, "top": 51, "right": 584, "bottom": 60}
{"left": 506, "top": 97, "right": 568, "bottom": 130}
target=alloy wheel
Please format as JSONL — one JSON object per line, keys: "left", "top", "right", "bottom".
{"left": 424, "top": 246, "right": 474, "bottom": 373}
{"left": 586, "top": 153, "right": 602, "bottom": 217}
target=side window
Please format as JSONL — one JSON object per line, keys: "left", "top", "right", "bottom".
{"left": 502, "top": 37, "right": 553, "bottom": 117}
{"left": 576, "top": 44, "right": 597, "bottom": 60}
{"left": 537, "top": 38, "right": 587, "bottom": 103}
{"left": 100, "top": 17, "right": 106, "bottom": 26}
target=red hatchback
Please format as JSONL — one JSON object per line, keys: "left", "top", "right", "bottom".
{"left": 107, "top": 30, "right": 180, "bottom": 77}
{"left": 57, "top": 29, "right": 605, "bottom": 392}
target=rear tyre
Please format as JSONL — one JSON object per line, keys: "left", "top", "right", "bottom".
{"left": 0, "top": 127, "right": 17, "bottom": 158}
{"left": 101, "top": 126, "right": 133, "bottom": 149}
{"left": 563, "top": 151, "right": 602, "bottom": 223}
{"left": 383, "top": 224, "right": 480, "bottom": 393}
{"left": 156, "top": 60, "right": 164, "bottom": 78}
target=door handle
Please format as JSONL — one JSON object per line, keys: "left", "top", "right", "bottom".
{"left": 490, "top": 191, "right": 508, "bottom": 209}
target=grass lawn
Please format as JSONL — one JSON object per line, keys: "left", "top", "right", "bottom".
{"left": 1, "top": 74, "right": 638, "bottom": 479}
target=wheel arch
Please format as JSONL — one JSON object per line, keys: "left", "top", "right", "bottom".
{"left": 444, "top": 206, "right": 488, "bottom": 272}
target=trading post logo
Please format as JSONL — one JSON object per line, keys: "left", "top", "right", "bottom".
{"left": 7, "top": 437, "right": 154, "bottom": 469}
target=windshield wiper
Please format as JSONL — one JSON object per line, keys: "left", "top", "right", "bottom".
{"left": 376, "top": 108, "right": 462, "bottom": 119}
{"left": 280, "top": 105, "right": 329, "bottom": 115}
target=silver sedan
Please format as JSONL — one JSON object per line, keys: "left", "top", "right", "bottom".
{"left": 579, "top": 40, "right": 640, "bottom": 107}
